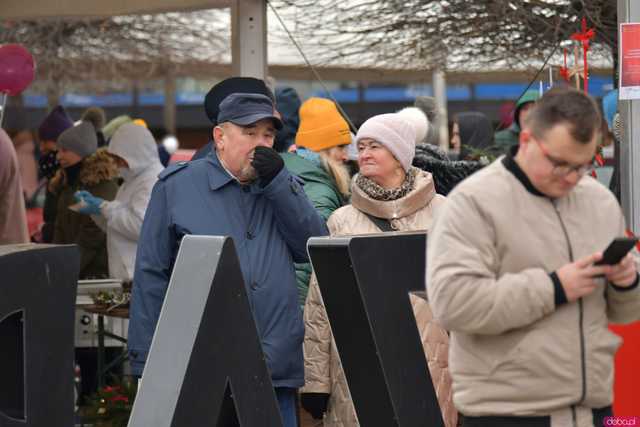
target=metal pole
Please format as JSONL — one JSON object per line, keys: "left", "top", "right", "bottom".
{"left": 97, "top": 314, "right": 105, "bottom": 389}
{"left": 231, "top": 0, "right": 267, "bottom": 79}
{"left": 131, "top": 80, "right": 140, "bottom": 119}
{"left": 0, "top": 92, "right": 6, "bottom": 127}
{"left": 618, "top": 0, "right": 640, "bottom": 232}
{"left": 163, "top": 72, "right": 177, "bottom": 135}
{"left": 433, "top": 69, "right": 449, "bottom": 152}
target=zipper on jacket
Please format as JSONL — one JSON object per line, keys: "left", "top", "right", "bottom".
{"left": 571, "top": 405, "right": 577, "bottom": 427}
{"left": 551, "top": 201, "right": 587, "bottom": 405}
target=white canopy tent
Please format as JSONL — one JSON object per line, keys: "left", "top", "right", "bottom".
{"left": 0, "top": 0, "right": 229, "bottom": 19}
{"left": 0, "top": 0, "right": 268, "bottom": 133}
{"left": 0, "top": 0, "right": 268, "bottom": 79}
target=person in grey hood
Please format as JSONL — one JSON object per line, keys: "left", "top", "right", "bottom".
{"left": 451, "top": 112, "right": 495, "bottom": 160}
{"left": 74, "top": 123, "right": 164, "bottom": 282}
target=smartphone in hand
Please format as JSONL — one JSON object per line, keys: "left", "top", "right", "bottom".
{"left": 594, "top": 237, "right": 638, "bottom": 266}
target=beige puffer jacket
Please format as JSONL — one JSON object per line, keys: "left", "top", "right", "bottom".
{"left": 427, "top": 158, "right": 640, "bottom": 419}
{"left": 302, "top": 168, "right": 457, "bottom": 427}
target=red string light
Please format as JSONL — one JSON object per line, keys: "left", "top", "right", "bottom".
{"left": 560, "top": 48, "right": 570, "bottom": 82}
{"left": 570, "top": 17, "right": 595, "bottom": 93}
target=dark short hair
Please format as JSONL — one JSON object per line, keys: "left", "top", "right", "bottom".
{"left": 523, "top": 87, "right": 601, "bottom": 144}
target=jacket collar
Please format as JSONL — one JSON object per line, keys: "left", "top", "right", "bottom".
{"left": 205, "top": 150, "right": 236, "bottom": 191}
{"left": 502, "top": 145, "right": 546, "bottom": 198}
{"left": 350, "top": 167, "right": 437, "bottom": 219}
{"left": 205, "top": 150, "right": 261, "bottom": 193}
{"left": 65, "top": 161, "right": 83, "bottom": 186}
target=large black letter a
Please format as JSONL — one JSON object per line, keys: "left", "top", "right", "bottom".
{"left": 129, "top": 236, "right": 282, "bottom": 427}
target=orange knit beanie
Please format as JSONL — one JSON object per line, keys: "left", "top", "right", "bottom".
{"left": 295, "top": 98, "right": 351, "bottom": 152}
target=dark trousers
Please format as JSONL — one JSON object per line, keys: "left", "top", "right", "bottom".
{"left": 275, "top": 387, "right": 298, "bottom": 427}
{"left": 462, "top": 406, "right": 613, "bottom": 427}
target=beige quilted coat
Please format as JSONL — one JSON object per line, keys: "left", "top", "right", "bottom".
{"left": 302, "top": 169, "right": 457, "bottom": 427}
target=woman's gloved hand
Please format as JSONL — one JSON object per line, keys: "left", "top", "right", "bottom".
{"left": 74, "top": 190, "right": 105, "bottom": 215}
{"left": 300, "top": 392, "right": 330, "bottom": 420}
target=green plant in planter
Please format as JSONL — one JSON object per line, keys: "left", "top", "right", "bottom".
{"left": 87, "top": 377, "right": 137, "bottom": 427}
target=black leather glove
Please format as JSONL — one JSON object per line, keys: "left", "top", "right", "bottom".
{"left": 251, "top": 146, "right": 284, "bottom": 187}
{"left": 300, "top": 392, "right": 330, "bottom": 420}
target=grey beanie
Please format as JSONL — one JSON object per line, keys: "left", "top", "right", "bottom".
{"left": 57, "top": 121, "right": 98, "bottom": 159}
{"left": 355, "top": 113, "right": 416, "bottom": 172}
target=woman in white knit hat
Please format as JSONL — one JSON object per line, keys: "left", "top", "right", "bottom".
{"left": 301, "top": 108, "right": 457, "bottom": 427}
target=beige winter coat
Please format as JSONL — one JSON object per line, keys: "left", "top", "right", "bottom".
{"left": 303, "top": 168, "right": 458, "bottom": 427}
{"left": 0, "top": 129, "right": 29, "bottom": 244}
{"left": 427, "top": 157, "right": 640, "bottom": 420}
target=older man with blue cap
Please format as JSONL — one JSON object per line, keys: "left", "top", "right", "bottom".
{"left": 191, "top": 76, "right": 276, "bottom": 160}
{"left": 128, "top": 86, "right": 328, "bottom": 426}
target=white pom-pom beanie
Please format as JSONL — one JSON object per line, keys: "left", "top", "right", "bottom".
{"left": 397, "top": 107, "right": 429, "bottom": 144}
{"left": 355, "top": 108, "right": 428, "bottom": 172}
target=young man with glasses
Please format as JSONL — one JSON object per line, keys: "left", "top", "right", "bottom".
{"left": 427, "top": 87, "right": 640, "bottom": 427}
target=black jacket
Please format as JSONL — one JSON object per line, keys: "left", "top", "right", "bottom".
{"left": 412, "top": 144, "right": 484, "bottom": 196}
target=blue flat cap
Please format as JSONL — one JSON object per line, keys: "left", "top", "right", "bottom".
{"left": 217, "top": 93, "right": 283, "bottom": 130}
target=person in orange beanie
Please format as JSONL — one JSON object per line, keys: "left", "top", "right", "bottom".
{"left": 292, "top": 97, "right": 352, "bottom": 197}
{"left": 281, "top": 97, "right": 352, "bottom": 308}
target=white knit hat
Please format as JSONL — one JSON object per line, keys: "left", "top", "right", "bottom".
{"left": 355, "top": 108, "right": 428, "bottom": 171}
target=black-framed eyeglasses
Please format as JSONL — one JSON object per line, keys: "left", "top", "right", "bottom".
{"left": 534, "top": 139, "right": 594, "bottom": 177}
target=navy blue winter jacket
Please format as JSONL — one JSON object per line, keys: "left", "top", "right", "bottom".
{"left": 128, "top": 151, "right": 328, "bottom": 387}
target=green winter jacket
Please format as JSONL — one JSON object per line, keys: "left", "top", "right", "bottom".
{"left": 494, "top": 89, "right": 540, "bottom": 153}
{"left": 494, "top": 123, "right": 520, "bottom": 153}
{"left": 51, "top": 149, "right": 119, "bottom": 279}
{"left": 281, "top": 152, "right": 345, "bottom": 308}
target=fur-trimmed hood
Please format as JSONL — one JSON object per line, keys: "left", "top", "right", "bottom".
{"left": 49, "top": 148, "right": 118, "bottom": 193}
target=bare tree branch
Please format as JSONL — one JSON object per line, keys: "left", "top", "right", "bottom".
{"left": 0, "top": 10, "right": 230, "bottom": 93}
{"left": 270, "top": 0, "right": 616, "bottom": 70}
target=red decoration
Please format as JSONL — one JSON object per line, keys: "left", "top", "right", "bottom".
{"left": 570, "top": 17, "right": 595, "bottom": 93}
{"left": 110, "top": 395, "right": 129, "bottom": 404}
{"left": 624, "top": 229, "right": 640, "bottom": 252}
{"left": 0, "top": 44, "right": 35, "bottom": 96}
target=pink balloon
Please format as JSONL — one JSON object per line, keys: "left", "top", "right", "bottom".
{"left": 0, "top": 44, "right": 35, "bottom": 96}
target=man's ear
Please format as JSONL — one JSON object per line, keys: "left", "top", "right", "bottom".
{"left": 518, "top": 128, "right": 532, "bottom": 146}
{"left": 213, "top": 125, "right": 224, "bottom": 151}
{"left": 519, "top": 128, "right": 532, "bottom": 152}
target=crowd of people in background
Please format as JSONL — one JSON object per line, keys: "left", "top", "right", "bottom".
{"left": 0, "top": 80, "right": 549, "bottom": 250}
{"left": 1, "top": 105, "right": 176, "bottom": 246}
{"left": 0, "top": 76, "right": 634, "bottom": 427}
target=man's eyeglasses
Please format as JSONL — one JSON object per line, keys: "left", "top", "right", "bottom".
{"left": 534, "top": 139, "right": 594, "bottom": 177}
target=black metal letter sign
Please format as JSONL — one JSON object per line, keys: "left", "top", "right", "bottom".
{"left": 0, "top": 244, "right": 79, "bottom": 427}
{"left": 129, "top": 236, "right": 282, "bottom": 427}
{"left": 308, "top": 233, "right": 444, "bottom": 427}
